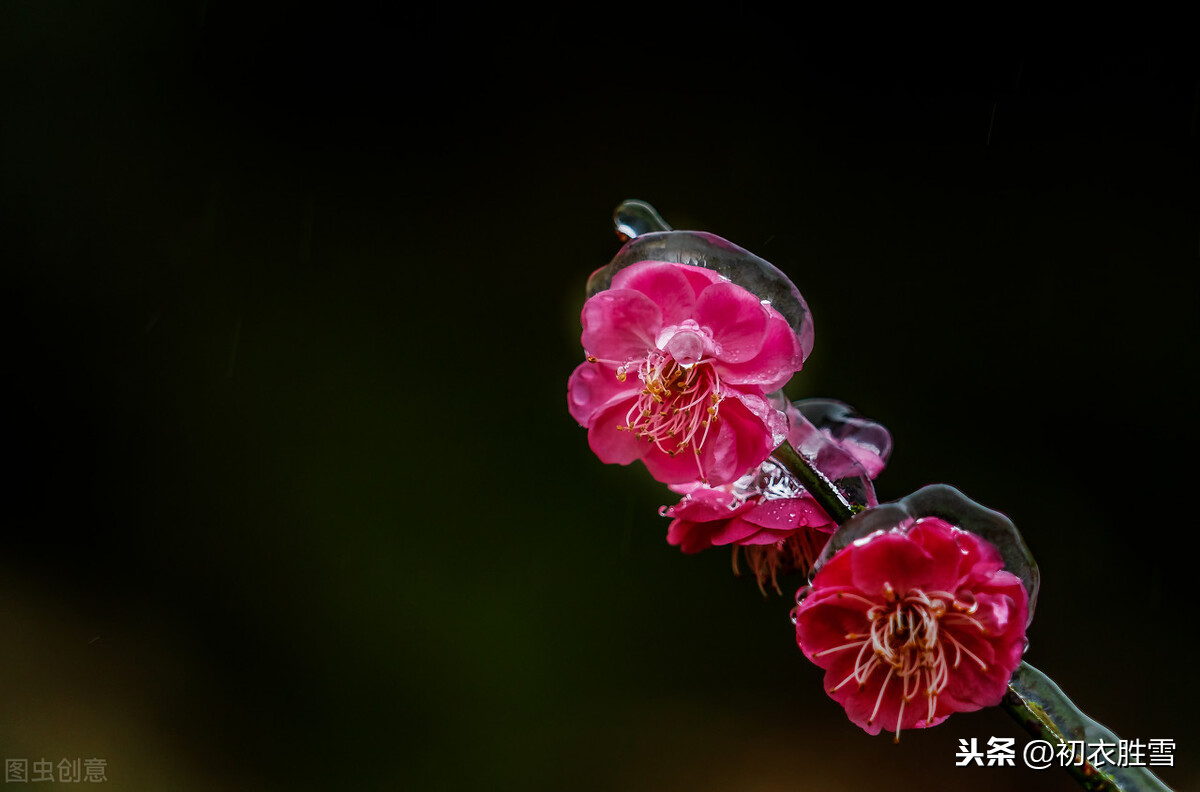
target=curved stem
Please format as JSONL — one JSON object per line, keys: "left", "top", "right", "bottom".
{"left": 772, "top": 440, "right": 1175, "bottom": 792}
{"left": 1003, "top": 662, "right": 1173, "bottom": 791}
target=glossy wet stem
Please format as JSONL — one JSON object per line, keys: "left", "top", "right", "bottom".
{"left": 771, "top": 440, "right": 857, "bottom": 524}
{"left": 773, "top": 441, "right": 1173, "bottom": 792}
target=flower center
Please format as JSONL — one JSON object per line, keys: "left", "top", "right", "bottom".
{"left": 814, "top": 584, "right": 989, "bottom": 742}
{"left": 616, "top": 349, "right": 724, "bottom": 480}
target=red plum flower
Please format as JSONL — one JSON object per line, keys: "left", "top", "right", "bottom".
{"left": 665, "top": 462, "right": 835, "bottom": 594}
{"left": 664, "top": 400, "right": 892, "bottom": 592}
{"left": 793, "top": 486, "right": 1035, "bottom": 741}
{"left": 568, "top": 259, "right": 804, "bottom": 485}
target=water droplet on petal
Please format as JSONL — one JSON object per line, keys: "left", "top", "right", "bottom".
{"left": 795, "top": 585, "right": 812, "bottom": 606}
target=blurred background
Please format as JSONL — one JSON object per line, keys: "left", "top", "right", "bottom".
{"left": 3, "top": 5, "right": 1197, "bottom": 790}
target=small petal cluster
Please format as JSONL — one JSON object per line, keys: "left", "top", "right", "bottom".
{"left": 568, "top": 260, "right": 803, "bottom": 486}
{"left": 664, "top": 402, "right": 891, "bottom": 592}
{"left": 793, "top": 517, "right": 1028, "bottom": 741}
{"left": 665, "top": 461, "right": 835, "bottom": 593}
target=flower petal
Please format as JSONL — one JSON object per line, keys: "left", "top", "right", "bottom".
{"left": 718, "top": 310, "right": 804, "bottom": 389}
{"left": 735, "top": 527, "right": 794, "bottom": 546}
{"left": 696, "top": 395, "right": 778, "bottom": 486}
{"left": 939, "top": 620, "right": 1012, "bottom": 711}
{"left": 693, "top": 282, "right": 770, "bottom": 364}
{"left": 580, "top": 288, "right": 661, "bottom": 362}
{"left": 667, "top": 518, "right": 720, "bottom": 554}
{"left": 586, "top": 399, "right": 646, "bottom": 465}
{"left": 795, "top": 589, "right": 873, "bottom": 663}
{"left": 665, "top": 488, "right": 745, "bottom": 521}
{"left": 903, "top": 518, "right": 969, "bottom": 592}
{"left": 848, "top": 531, "right": 934, "bottom": 597}
{"left": 809, "top": 544, "right": 856, "bottom": 589}
{"left": 742, "top": 496, "right": 833, "bottom": 532}
{"left": 609, "top": 260, "right": 699, "bottom": 327}
{"left": 707, "top": 515, "right": 766, "bottom": 546}
{"left": 567, "top": 361, "right": 634, "bottom": 427}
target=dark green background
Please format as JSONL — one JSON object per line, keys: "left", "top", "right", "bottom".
{"left": 3, "top": 6, "right": 1197, "bottom": 790}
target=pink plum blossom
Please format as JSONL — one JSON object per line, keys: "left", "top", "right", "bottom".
{"left": 664, "top": 463, "right": 835, "bottom": 594}
{"left": 664, "top": 400, "right": 891, "bottom": 592}
{"left": 793, "top": 514, "right": 1029, "bottom": 741}
{"left": 568, "top": 260, "right": 804, "bottom": 486}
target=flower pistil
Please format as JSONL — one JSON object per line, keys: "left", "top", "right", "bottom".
{"left": 590, "top": 345, "right": 725, "bottom": 480}
{"left": 814, "top": 584, "right": 990, "bottom": 741}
